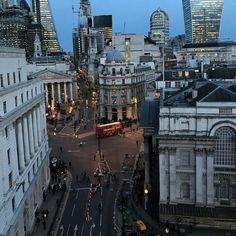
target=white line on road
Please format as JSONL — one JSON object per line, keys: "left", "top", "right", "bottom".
{"left": 80, "top": 223, "right": 84, "bottom": 236}
{"left": 71, "top": 204, "right": 75, "bottom": 217}
{"left": 66, "top": 224, "right": 71, "bottom": 236}
{"left": 100, "top": 214, "right": 102, "bottom": 227}
{"left": 76, "top": 190, "right": 79, "bottom": 199}
{"left": 100, "top": 231, "right": 101, "bottom": 236}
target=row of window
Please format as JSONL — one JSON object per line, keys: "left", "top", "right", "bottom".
{"left": 2, "top": 85, "right": 42, "bottom": 114}
{"left": 0, "top": 71, "right": 21, "bottom": 88}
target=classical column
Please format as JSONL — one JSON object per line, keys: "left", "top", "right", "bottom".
{"left": 28, "top": 111, "right": 35, "bottom": 156}
{"left": 70, "top": 82, "right": 73, "bottom": 101}
{"left": 32, "top": 108, "right": 39, "bottom": 149}
{"left": 51, "top": 83, "right": 55, "bottom": 102}
{"left": 57, "top": 83, "right": 61, "bottom": 103}
{"left": 169, "top": 147, "right": 176, "bottom": 203}
{"left": 16, "top": 119, "right": 25, "bottom": 172}
{"left": 195, "top": 148, "right": 203, "bottom": 205}
{"left": 45, "top": 83, "right": 49, "bottom": 105}
{"left": 64, "top": 82, "right": 67, "bottom": 102}
{"left": 159, "top": 147, "right": 168, "bottom": 202}
{"left": 206, "top": 149, "right": 214, "bottom": 206}
{"left": 22, "top": 115, "right": 30, "bottom": 164}
{"left": 36, "top": 105, "right": 42, "bottom": 144}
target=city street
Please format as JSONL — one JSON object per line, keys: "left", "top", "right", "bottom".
{"left": 49, "top": 121, "right": 142, "bottom": 236}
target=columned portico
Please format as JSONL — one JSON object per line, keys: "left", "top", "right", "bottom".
{"left": 159, "top": 147, "right": 168, "bottom": 202}
{"left": 51, "top": 83, "right": 55, "bottom": 102}
{"left": 169, "top": 148, "right": 176, "bottom": 203}
{"left": 206, "top": 149, "right": 214, "bottom": 205}
{"left": 57, "top": 83, "right": 61, "bottom": 103}
{"left": 64, "top": 82, "right": 68, "bottom": 102}
{"left": 16, "top": 119, "right": 25, "bottom": 172}
{"left": 36, "top": 106, "right": 42, "bottom": 144}
{"left": 28, "top": 111, "right": 35, "bottom": 156}
{"left": 32, "top": 108, "right": 39, "bottom": 149}
{"left": 45, "top": 84, "right": 49, "bottom": 105}
{"left": 22, "top": 115, "right": 30, "bottom": 164}
{"left": 195, "top": 148, "right": 203, "bottom": 205}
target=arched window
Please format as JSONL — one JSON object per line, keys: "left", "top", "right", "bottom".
{"left": 214, "top": 126, "right": 236, "bottom": 166}
{"left": 112, "top": 68, "right": 116, "bottom": 76}
{"left": 120, "top": 68, "right": 123, "bottom": 75}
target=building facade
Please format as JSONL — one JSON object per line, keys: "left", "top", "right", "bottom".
{"left": 182, "top": 0, "right": 224, "bottom": 43}
{"left": 0, "top": 47, "right": 50, "bottom": 235}
{"left": 149, "top": 9, "right": 169, "bottom": 45}
{"left": 157, "top": 81, "right": 236, "bottom": 228}
{"left": 32, "top": 0, "right": 60, "bottom": 54}
{"left": 99, "top": 48, "right": 154, "bottom": 121}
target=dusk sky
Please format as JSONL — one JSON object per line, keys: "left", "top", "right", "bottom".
{"left": 49, "top": 0, "right": 236, "bottom": 51}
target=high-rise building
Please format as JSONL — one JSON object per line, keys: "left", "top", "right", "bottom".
{"left": 32, "top": 0, "right": 60, "bottom": 54}
{"left": 149, "top": 9, "right": 169, "bottom": 45}
{"left": 0, "top": 47, "right": 50, "bottom": 235}
{"left": 93, "top": 15, "right": 112, "bottom": 44}
{"left": 182, "top": 0, "right": 224, "bottom": 43}
{"left": 0, "top": 4, "right": 31, "bottom": 52}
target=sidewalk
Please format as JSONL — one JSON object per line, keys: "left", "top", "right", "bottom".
{"left": 31, "top": 172, "right": 72, "bottom": 236}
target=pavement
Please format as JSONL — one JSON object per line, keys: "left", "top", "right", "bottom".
{"left": 30, "top": 171, "right": 72, "bottom": 236}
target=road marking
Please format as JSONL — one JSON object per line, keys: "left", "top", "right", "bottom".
{"left": 60, "top": 225, "right": 64, "bottom": 236}
{"left": 71, "top": 204, "right": 75, "bottom": 216}
{"left": 66, "top": 224, "right": 71, "bottom": 236}
{"left": 74, "top": 224, "right": 78, "bottom": 236}
{"left": 100, "top": 231, "right": 101, "bottom": 236}
{"left": 68, "top": 150, "right": 81, "bottom": 153}
{"left": 77, "top": 187, "right": 90, "bottom": 191}
{"left": 76, "top": 190, "right": 79, "bottom": 199}
{"left": 80, "top": 223, "right": 84, "bottom": 236}
{"left": 100, "top": 214, "right": 102, "bottom": 226}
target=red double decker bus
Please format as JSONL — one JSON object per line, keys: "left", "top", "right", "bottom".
{"left": 95, "top": 122, "right": 123, "bottom": 138}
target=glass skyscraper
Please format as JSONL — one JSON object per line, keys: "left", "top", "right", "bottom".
{"left": 182, "top": 0, "right": 224, "bottom": 43}
{"left": 32, "top": 0, "right": 60, "bottom": 54}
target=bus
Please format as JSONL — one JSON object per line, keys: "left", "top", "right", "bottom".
{"left": 95, "top": 122, "right": 123, "bottom": 138}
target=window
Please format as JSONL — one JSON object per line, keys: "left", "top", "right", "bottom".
{"left": 219, "top": 178, "right": 230, "bottom": 199}
{"left": 35, "top": 87, "right": 37, "bottom": 95}
{"left": 0, "top": 74, "right": 3, "bottom": 87}
{"left": 219, "top": 108, "right": 232, "bottom": 115}
{"left": 3, "top": 101, "right": 7, "bottom": 113}
{"left": 12, "top": 197, "right": 15, "bottom": 211}
{"left": 31, "top": 89, "right": 33, "bottom": 98}
{"left": 112, "top": 68, "right": 116, "bottom": 76}
{"left": 181, "top": 183, "right": 190, "bottom": 199}
{"left": 7, "top": 149, "right": 10, "bottom": 164}
{"left": 120, "top": 68, "right": 123, "bottom": 75}
{"left": 214, "top": 126, "right": 236, "bottom": 166}
{"left": 15, "top": 96, "right": 18, "bottom": 107}
{"left": 9, "top": 172, "right": 13, "bottom": 189}
{"left": 112, "top": 96, "right": 117, "bottom": 104}
{"left": 122, "top": 79, "right": 125, "bottom": 85}
{"left": 112, "top": 80, "right": 115, "bottom": 85}
{"left": 165, "top": 81, "right": 171, "bottom": 88}
{"left": 5, "top": 127, "right": 8, "bottom": 138}
{"left": 21, "top": 93, "right": 23, "bottom": 103}
{"left": 13, "top": 72, "right": 16, "bottom": 83}
{"left": 28, "top": 172, "right": 31, "bottom": 183}
{"left": 18, "top": 71, "right": 21, "bottom": 82}
{"left": 7, "top": 73, "right": 10, "bottom": 85}
{"left": 26, "top": 91, "right": 29, "bottom": 100}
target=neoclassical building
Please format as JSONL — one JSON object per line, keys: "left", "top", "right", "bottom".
{"left": 29, "top": 68, "right": 78, "bottom": 106}
{"left": 99, "top": 48, "right": 155, "bottom": 121}
{"left": 0, "top": 47, "right": 50, "bottom": 235}
{"left": 156, "top": 81, "right": 236, "bottom": 228}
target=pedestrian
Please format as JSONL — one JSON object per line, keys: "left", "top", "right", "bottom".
{"left": 83, "top": 171, "right": 87, "bottom": 179}
{"left": 94, "top": 154, "right": 96, "bottom": 161}
{"left": 69, "top": 162, "right": 72, "bottom": 168}
{"left": 136, "top": 140, "right": 138, "bottom": 146}
{"left": 76, "top": 175, "right": 79, "bottom": 182}
{"left": 43, "top": 220, "right": 46, "bottom": 230}
{"left": 60, "top": 146, "right": 63, "bottom": 152}
{"left": 43, "top": 191, "right": 46, "bottom": 202}
{"left": 87, "top": 177, "right": 90, "bottom": 183}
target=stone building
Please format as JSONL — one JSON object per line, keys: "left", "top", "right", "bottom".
{"left": 0, "top": 47, "right": 50, "bottom": 235}
{"left": 146, "top": 80, "right": 236, "bottom": 228}
{"left": 98, "top": 48, "right": 155, "bottom": 121}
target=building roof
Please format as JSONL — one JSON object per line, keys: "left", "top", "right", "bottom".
{"left": 105, "top": 47, "right": 125, "bottom": 63}
{"left": 183, "top": 41, "right": 236, "bottom": 48}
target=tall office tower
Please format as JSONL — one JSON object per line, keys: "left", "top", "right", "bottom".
{"left": 93, "top": 15, "right": 112, "bottom": 45}
{"left": 149, "top": 9, "right": 169, "bottom": 45}
{"left": 0, "top": 4, "right": 31, "bottom": 52}
{"left": 0, "top": 47, "right": 50, "bottom": 236}
{"left": 80, "top": 0, "right": 92, "bottom": 28}
{"left": 182, "top": 0, "right": 224, "bottom": 43}
{"left": 32, "top": 0, "right": 60, "bottom": 54}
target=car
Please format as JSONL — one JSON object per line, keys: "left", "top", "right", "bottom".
{"left": 136, "top": 220, "right": 147, "bottom": 232}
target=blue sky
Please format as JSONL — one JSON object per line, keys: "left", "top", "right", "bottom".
{"left": 49, "top": 0, "right": 236, "bottom": 51}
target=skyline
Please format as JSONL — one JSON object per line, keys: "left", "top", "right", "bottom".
{"left": 49, "top": 0, "right": 236, "bottom": 51}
